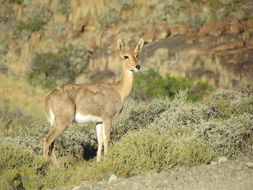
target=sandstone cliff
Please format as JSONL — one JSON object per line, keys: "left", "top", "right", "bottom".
{"left": 0, "top": 0, "right": 252, "bottom": 89}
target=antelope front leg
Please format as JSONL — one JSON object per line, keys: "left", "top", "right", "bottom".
{"left": 96, "top": 122, "right": 104, "bottom": 162}
{"left": 103, "top": 119, "right": 112, "bottom": 155}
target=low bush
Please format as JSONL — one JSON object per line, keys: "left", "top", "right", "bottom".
{"left": 112, "top": 98, "right": 171, "bottom": 140}
{"left": 202, "top": 90, "right": 253, "bottom": 119}
{"left": 0, "top": 140, "right": 49, "bottom": 174}
{"left": 7, "top": 0, "right": 24, "bottom": 4}
{"left": 18, "top": 18, "right": 46, "bottom": 33}
{"left": 29, "top": 44, "right": 90, "bottom": 88}
{"left": 17, "top": 2, "right": 52, "bottom": 33}
{"left": 133, "top": 68, "right": 213, "bottom": 101}
{"left": 97, "top": 7, "right": 122, "bottom": 28}
{"left": 56, "top": 0, "right": 72, "bottom": 14}
{"left": 37, "top": 128, "right": 213, "bottom": 187}
{"left": 0, "top": 140, "right": 50, "bottom": 190}
{"left": 106, "top": 128, "right": 213, "bottom": 176}
{"left": 55, "top": 123, "right": 97, "bottom": 159}
{"left": 149, "top": 0, "right": 253, "bottom": 26}
{"left": 0, "top": 90, "right": 252, "bottom": 189}
{"left": 113, "top": 90, "right": 253, "bottom": 159}
{"left": 150, "top": 100, "right": 206, "bottom": 129}
{"left": 193, "top": 113, "right": 253, "bottom": 157}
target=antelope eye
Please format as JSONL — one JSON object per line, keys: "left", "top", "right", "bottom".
{"left": 124, "top": 55, "right": 129, "bottom": 59}
{"left": 136, "top": 54, "right": 139, "bottom": 58}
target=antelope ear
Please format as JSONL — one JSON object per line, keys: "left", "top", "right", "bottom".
{"left": 117, "top": 39, "right": 124, "bottom": 58}
{"left": 134, "top": 39, "right": 144, "bottom": 54}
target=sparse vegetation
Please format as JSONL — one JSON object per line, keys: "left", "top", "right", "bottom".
{"left": 56, "top": 0, "right": 72, "bottom": 14}
{"left": 0, "top": 0, "right": 253, "bottom": 189}
{"left": 7, "top": 0, "right": 24, "bottom": 4}
{"left": 97, "top": 6, "right": 122, "bottom": 28}
{"left": 105, "top": 128, "right": 212, "bottom": 176}
{"left": 134, "top": 68, "right": 213, "bottom": 101}
{"left": 29, "top": 44, "right": 90, "bottom": 88}
{"left": 18, "top": 18, "right": 46, "bottom": 33}
{"left": 148, "top": 0, "right": 253, "bottom": 25}
{"left": 17, "top": 2, "right": 52, "bottom": 33}
{"left": 1, "top": 89, "right": 252, "bottom": 189}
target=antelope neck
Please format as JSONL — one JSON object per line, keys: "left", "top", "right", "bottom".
{"left": 113, "top": 64, "right": 133, "bottom": 103}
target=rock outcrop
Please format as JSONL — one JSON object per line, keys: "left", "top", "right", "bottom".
{"left": 1, "top": 0, "right": 252, "bottom": 89}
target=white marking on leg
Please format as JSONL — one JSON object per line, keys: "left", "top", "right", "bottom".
{"left": 96, "top": 123, "right": 103, "bottom": 161}
{"left": 103, "top": 124, "right": 109, "bottom": 155}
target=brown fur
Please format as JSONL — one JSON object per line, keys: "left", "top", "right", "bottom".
{"left": 43, "top": 39, "right": 144, "bottom": 162}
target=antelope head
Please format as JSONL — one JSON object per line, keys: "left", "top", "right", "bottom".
{"left": 117, "top": 39, "right": 144, "bottom": 72}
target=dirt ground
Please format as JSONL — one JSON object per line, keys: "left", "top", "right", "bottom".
{"left": 54, "top": 157, "right": 253, "bottom": 190}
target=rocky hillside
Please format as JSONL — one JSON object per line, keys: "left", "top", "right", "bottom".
{"left": 0, "top": 0, "right": 252, "bottom": 89}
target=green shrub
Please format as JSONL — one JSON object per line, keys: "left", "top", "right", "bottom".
{"left": 0, "top": 90, "right": 252, "bottom": 189}
{"left": 96, "top": 1, "right": 125, "bottom": 28}
{"left": 106, "top": 128, "right": 213, "bottom": 176}
{"left": 150, "top": 0, "right": 182, "bottom": 22}
{"left": 193, "top": 113, "right": 253, "bottom": 157}
{"left": 18, "top": 18, "right": 46, "bottom": 32}
{"left": 148, "top": 0, "right": 253, "bottom": 26}
{"left": 203, "top": 90, "right": 253, "bottom": 119}
{"left": 98, "top": 7, "right": 121, "bottom": 28}
{"left": 57, "top": 0, "right": 72, "bottom": 14}
{"left": 7, "top": 0, "right": 23, "bottom": 4}
{"left": 44, "top": 128, "right": 212, "bottom": 186}
{"left": 17, "top": 2, "right": 52, "bottom": 33}
{"left": 0, "top": 140, "right": 49, "bottom": 173}
{"left": 0, "top": 106, "right": 47, "bottom": 154}
{"left": 111, "top": 0, "right": 134, "bottom": 11}
{"left": 55, "top": 123, "right": 97, "bottom": 158}
{"left": 112, "top": 98, "right": 171, "bottom": 140}
{"left": 96, "top": 0, "right": 135, "bottom": 28}
{"left": 134, "top": 68, "right": 213, "bottom": 101}
{"left": 0, "top": 140, "right": 50, "bottom": 190}
{"left": 188, "top": 81, "right": 214, "bottom": 101}
{"left": 29, "top": 44, "right": 90, "bottom": 88}
{"left": 25, "top": 2, "right": 52, "bottom": 22}
{"left": 0, "top": 106, "right": 98, "bottom": 158}
{"left": 113, "top": 90, "right": 253, "bottom": 159}
{"left": 150, "top": 100, "right": 206, "bottom": 129}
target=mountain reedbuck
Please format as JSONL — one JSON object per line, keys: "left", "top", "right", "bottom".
{"left": 43, "top": 39, "right": 144, "bottom": 161}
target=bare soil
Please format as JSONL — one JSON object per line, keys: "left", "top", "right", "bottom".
{"left": 54, "top": 158, "right": 253, "bottom": 190}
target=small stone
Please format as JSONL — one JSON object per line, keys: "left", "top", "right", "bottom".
{"left": 108, "top": 174, "right": 118, "bottom": 184}
{"left": 218, "top": 156, "right": 228, "bottom": 164}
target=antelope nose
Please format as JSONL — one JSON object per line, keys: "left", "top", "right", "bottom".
{"left": 136, "top": 65, "right": 140, "bottom": 70}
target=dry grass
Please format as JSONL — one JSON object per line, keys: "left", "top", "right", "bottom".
{"left": 0, "top": 74, "right": 44, "bottom": 115}
{"left": 0, "top": 89, "right": 252, "bottom": 189}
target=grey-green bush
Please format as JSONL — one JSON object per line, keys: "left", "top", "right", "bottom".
{"left": 0, "top": 140, "right": 49, "bottom": 174}
{"left": 18, "top": 2, "right": 52, "bottom": 33}
{"left": 105, "top": 128, "right": 212, "bottom": 176}
{"left": 0, "top": 90, "right": 252, "bottom": 189}
{"left": 112, "top": 98, "right": 171, "bottom": 140}
{"left": 193, "top": 113, "right": 253, "bottom": 157}
{"left": 29, "top": 44, "right": 90, "bottom": 88}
